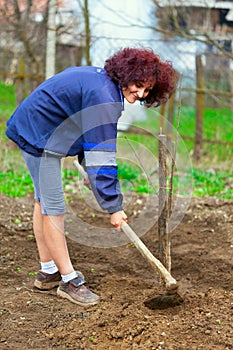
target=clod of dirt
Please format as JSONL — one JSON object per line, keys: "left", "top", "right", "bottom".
{"left": 144, "top": 292, "right": 184, "bottom": 309}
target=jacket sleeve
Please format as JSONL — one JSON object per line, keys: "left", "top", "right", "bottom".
{"left": 81, "top": 102, "right": 123, "bottom": 214}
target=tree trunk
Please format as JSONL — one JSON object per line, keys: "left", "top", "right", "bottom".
{"left": 158, "top": 132, "right": 169, "bottom": 269}
{"left": 159, "top": 104, "right": 166, "bottom": 133}
{"left": 83, "top": 0, "right": 92, "bottom": 66}
{"left": 166, "top": 93, "right": 175, "bottom": 154}
{"left": 45, "top": 0, "right": 56, "bottom": 79}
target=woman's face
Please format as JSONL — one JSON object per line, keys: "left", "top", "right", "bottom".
{"left": 122, "top": 77, "right": 156, "bottom": 104}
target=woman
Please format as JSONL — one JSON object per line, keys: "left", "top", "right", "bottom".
{"left": 6, "top": 47, "right": 178, "bottom": 306}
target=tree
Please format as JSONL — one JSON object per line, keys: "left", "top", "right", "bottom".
{"left": 0, "top": 0, "right": 84, "bottom": 102}
{"left": 0, "top": 0, "right": 48, "bottom": 74}
{"left": 77, "top": 0, "right": 92, "bottom": 65}
{"left": 152, "top": 0, "right": 233, "bottom": 160}
{"left": 153, "top": 0, "right": 233, "bottom": 60}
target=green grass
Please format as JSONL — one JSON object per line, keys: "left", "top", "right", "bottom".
{"left": 134, "top": 106, "right": 233, "bottom": 162}
{"left": 0, "top": 168, "right": 34, "bottom": 197}
{"left": 117, "top": 161, "right": 155, "bottom": 194}
{"left": 0, "top": 82, "right": 232, "bottom": 200}
{"left": 0, "top": 82, "right": 16, "bottom": 118}
{"left": 1, "top": 165, "right": 232, "bottom": 199}
{"left": 191, "top": 168, "right": 233, "bottom": 199}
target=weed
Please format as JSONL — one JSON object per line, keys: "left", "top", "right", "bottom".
{"left": 28, "top": 271, "right": 38, "bottom": 276}
{"left": 89, "top": 335, "right": 95, "bottom": 342}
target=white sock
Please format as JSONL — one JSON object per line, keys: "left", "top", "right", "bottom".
{"left": 61, "top": 271, "right": 77, "bottom": 283}
{"left": 40, "top": 260, "right": 59, "bottom": 274}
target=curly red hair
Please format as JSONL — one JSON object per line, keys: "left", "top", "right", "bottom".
{"left": 104, "top": 47, "right": 178, "bottom": 107}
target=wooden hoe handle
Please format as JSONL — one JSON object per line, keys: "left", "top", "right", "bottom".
{"left": 121, "top": 221, "right": 177, "bottom": 290}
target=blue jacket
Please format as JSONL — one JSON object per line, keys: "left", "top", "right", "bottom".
{"left": 6, "top": 66, "right": 124, "bottom": 213}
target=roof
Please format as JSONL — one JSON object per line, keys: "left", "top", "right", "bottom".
{"left": 156, "top": 1, "right": 233, "bottom": 9}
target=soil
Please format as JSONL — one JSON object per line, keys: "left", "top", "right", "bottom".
{"left": 0, "top": 191, "right": 233, "bottom": 350}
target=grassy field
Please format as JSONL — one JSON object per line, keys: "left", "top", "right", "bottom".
{"left": 0, "top": 82, "right": 232, "bottom": 200}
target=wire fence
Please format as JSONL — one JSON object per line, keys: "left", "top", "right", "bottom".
{"left": 0, "top": 31, "right": 232, "bottom": 159}
{"left": 1, "top": 32, "right": 232, "bottom": 107}
{"left": 90, "top": 36, "right": 233, "bottom": 109}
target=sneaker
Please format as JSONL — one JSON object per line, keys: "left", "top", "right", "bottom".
{"left": 57, "top": 273, "right": 100, "bottom": 306}
{"left": 34, "top": 270, "right": 61, "bottom": 290}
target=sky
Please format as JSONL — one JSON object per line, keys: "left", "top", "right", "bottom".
{"left": 90, "top": 0, "right": 155, "bottom": 40}
{"left": 79, "top": 0, "right": 157, "bottom": 65}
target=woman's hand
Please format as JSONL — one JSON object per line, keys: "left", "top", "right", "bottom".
{"left": 83, "top": 176, "right": 92, "bottom": 190}
{"left": 110, "top": 210, "right": 128, "bottom": 231}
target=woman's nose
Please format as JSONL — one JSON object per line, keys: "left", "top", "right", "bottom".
{"left": 137, "top": 88, "right": 145, "bottom": 98}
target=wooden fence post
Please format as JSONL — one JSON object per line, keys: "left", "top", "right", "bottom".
{"left": 15, "top": 57, "right": 26, "bottom": 105}
{"left": 194, "top": 55, "right": 205, "bottom": 162}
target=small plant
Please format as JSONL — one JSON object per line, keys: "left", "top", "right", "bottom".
{"left": 192, "top": 168, "right": 233, "bottom": 199}
{"left": 89, "top": 335, "right": 95, "bottom": 342}
{"left": 28, "top": 271, "right": 38, "bottom": 276}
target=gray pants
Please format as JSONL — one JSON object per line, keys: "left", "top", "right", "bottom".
{"left": 21, "top": 150, "right": 65, "bottom": 215}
